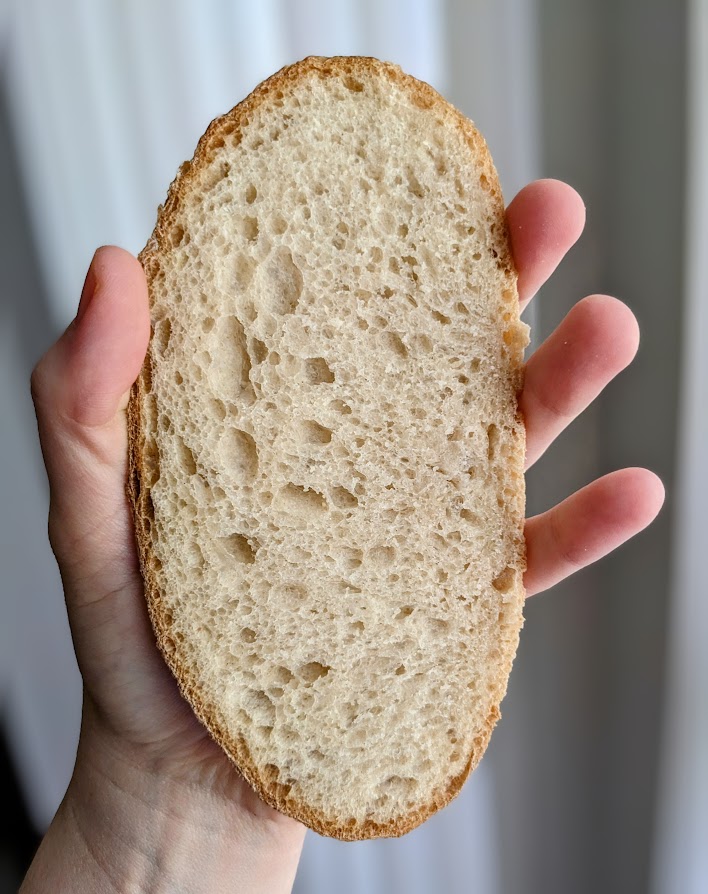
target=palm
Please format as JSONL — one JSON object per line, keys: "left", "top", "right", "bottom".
{"left": 32, "top": 180, "right": 663, "bottom": 812}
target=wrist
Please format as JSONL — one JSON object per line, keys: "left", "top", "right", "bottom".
{"left": 24, "top": 704, "right": 305, "bottom": 894}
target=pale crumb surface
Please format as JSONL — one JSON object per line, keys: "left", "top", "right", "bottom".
{"left": 134, "top": 58, "right": 528, "bottom": 835}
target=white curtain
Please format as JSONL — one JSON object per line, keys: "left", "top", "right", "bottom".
{"left": 1, "top": 1, "right": 539, "bottom": 891}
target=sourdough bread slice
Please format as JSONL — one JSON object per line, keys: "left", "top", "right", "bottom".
{"left": 128, "top": 56, "right": 529, "bottom": 840}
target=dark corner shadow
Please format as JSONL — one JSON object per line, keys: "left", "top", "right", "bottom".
{"left": 0, "top": 725, "right": 41, "bottom": 886}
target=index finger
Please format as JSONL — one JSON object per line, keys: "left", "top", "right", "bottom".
{"left": 506, "top": 179, "right": 586, "bottom": 310}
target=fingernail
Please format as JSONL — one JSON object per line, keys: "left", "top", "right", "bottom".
{"left": 76, "top": 253, "right": 98, "bottom": 323}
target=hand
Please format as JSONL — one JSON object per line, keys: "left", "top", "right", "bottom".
{"left": 507, "top": 180, "right": 664, "bottom": 594}
{"left": 26, "top": 250, "right": 306, "bottom": 894}
{"left": 23, "top": 179, "right": 663, "bottom": 892}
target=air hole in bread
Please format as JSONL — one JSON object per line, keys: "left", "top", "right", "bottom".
{"left": 342, "top": 76, "right": 364, "bottom": 92}
{"left": 219, "top": 533, "right": 257, "bottom": 564}
{"left": 395, "top": 605, "right": 414, "bottom": 621}
{"left": 215, "top": 315, "right": 252, "bottom": 400}
{"left": 154, "top": 318, "right": 172, "bottom": 355}
{"left": 410, "top": 333, "right": 432, "bottom": 353}
{"left": 208, "top": 398, "right": 226, "bottom": 422}
{"left": 241, "top": 216, "right": 259, "bottom": 241}
{"left": 221, "top": 429, "right": 258, "bottom": 480}
{"left": 249, "top": 337, "right": 267, "bottom": 364}
{"left": 168, "top": 223, "right": 185, "bottom": 248}
{"left": 258, "top": 248, "right": 303, "bottom": 315}
{"left": 279, "top": 483, "right": 327, "bottom": 516}
{"left": 300, "top": 661, "right": 331, "bottom": 682}
{"left": 234, "top": 253, "right": 257, "bottom": 291}
{"left": 195, "top": 349, "right": 212, "bottom": 369}
{"left": 249, "top": 689, "right": 276, "bottom": 724}
{"left": 492, "top": 566, "right": 516, "bottom": 594}
{"left": 176, "top": 438, "right": 198, "bottom": 476}
{"left": 380, "top": 331, "right": 408, "bottom": 359}
{"left": 303, "top": 357, "right": 334, "bottom": 384}
{"left": 340, "top": 547, "right": 363, "bottom": 569}
{"left": 486, "top": 423, "right": 499, "bottom": 461}
{"left": 271, "top": 665, "right": 295, "bottom": 685}
{"left": 369, "top": 545, "right": 396, "bottom": 566}
{"left": 186, "top": 541, "right": 205, "bottom": 568}
{"left": 329, "top": 399, "right": 351, "bottom": 415}
{"left": 271, "top": 215, "right": 288, "bottom": 235}
{"left": 300, "top": 420, "right": 333, "bottom": 445}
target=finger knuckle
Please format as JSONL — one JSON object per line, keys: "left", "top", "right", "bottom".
{"left": 550, "top": 509, "right": 586, "bottom": 571}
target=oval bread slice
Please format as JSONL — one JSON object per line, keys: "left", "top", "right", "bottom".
{"left": 128, "top": 56, "right": 529, "bottom": 840}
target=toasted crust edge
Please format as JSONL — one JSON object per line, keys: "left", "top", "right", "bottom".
{"left": 126, "top": 55, "right": 526, "bottom": 840}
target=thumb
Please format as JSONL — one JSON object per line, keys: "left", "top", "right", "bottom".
{"left": 31, "top": 246, "right": 150, "bottom": 590}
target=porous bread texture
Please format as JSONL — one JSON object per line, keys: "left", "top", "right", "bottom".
{"left": 128, "top": 56, "right": 529, "bottom": 840}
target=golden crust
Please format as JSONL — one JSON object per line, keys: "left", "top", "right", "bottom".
{"left": 127, "top": 55, "right": 526, "bottom": 840}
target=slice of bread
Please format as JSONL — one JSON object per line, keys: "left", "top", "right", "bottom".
{"left": 128, "top": 56, "right": 529, "bottom": 840}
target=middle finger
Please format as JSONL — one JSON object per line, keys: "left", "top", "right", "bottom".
{"left": 521, "top": 294, "right": 640, "bottom": 469}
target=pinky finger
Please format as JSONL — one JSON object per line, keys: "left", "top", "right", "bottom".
{"left": 524, "top": 468, "right": 665, "bottom": 597}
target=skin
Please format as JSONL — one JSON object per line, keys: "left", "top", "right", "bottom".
{"left": 22, "top": 179, "right": 664, "bottom": 893}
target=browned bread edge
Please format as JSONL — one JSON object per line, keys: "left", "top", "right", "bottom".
{"left": 127, "top": 55, "right": 524, "bottom": 840}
